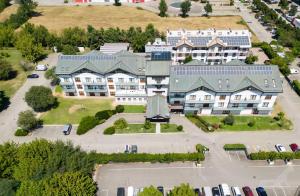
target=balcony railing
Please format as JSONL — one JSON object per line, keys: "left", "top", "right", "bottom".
{"left": 185, "top": 99, "right": 215, "bottom": 104}
{"left": 115, "top": 81, "right": 139, "bottom": 85}
{"left": 82, "top": 81, "right": 106, "bottom": 85}
{"left": 230, "top": 99, "right": 260, "bottom": 104}
{"left": 84, "top": 88, "right": 107, "bottom": 92}
{"left": 60, "top": 81, "right": 74, "bottom": 85}
{"left": 63, "top": 88, "right": 76, "bottom": 92}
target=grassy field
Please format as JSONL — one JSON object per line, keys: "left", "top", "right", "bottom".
{"left": 115, "top": 124, "right": 155, "bottom": 134}
{"left": 0, "top": 4, "right": 18, "bottom": 22}
{"left": 0, "top": 49, "right": 26, "bottom": 97}
{"left": 27, "top": 6, "right": 258, "bottom": 42}
{"left": 41, "top": 98, "right": 113, "bottom": 124}
{"left": 161, "top": 124, "right": 183, "bottom": 133}
{"left": 123, "top": 105, "right": 145, "bottom": 113}
{"left": 200, "top": 116, "right": 292, "bottom": 131}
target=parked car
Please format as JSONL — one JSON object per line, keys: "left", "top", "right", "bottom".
{"left": 290, "top": 143, "right": 299, "bottom": 152}
{"left": 157, "top": 186, "right": 164, "bottom": 195}
{"left": 242, "top": 186, "right": 254, "bottom": 196}
{"left": 117, "top": 187, "right": 125, "bottom": 196}
{"left": 194, "top": 188, "right": 201, "bottom": 196}
{"left": 63, "top": 124, "right": 72, "bottom": 135}
{"left": 212, "top": 187, "right": 221, "bottom": 196}
{"left": 275, "top": 144, "right": 287, "bottom": 152}
{"left": 218, "top": 184, "right": 231, "bottom": 196}
{"left": 131, "top": 145, "right": 138, "bottom": 153}
{"left": 290, "top": 68, "right": 299, "bottom": 74}
{"left": 256, "top": 187, "right": 267, "bottom": 196}
{"left": 231, "top": 186, "right": 242, "bottom": 196}
{"left": 35, "top": 64, "right": 48, "bottom": 71}
{"left": 202, "top": 186, "right": 213, "bottom": 196}
{"left": 27, "top": 74, "right": 39, "bottom": 78}
{"left": 128, "top": 186, "right": 134, "bottom": 196}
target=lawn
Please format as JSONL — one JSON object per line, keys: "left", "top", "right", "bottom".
{"left": 41, "top": 98, "right": 113, "bottom": 124}
{"left": 200, "top": 116, "right": 292, "bottom": 131}
{"left": 27, "top": 6, "right": 258, "bottom": 42}
{"left": 115, "top": 123, "right": 155, "bottom": 134}
{"left": 161, "top": 124, "right": 183, "bottom": 133}
{"left": 0, "top": 48, "right": 26, "bottom": 98}
{"left": 123, "top": 105, "right": 145, "bottom": 113}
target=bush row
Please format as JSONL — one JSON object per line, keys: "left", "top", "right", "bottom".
{"left": 104, "top": 126, "right": 115, "bottom": 135}
{"left": 14, "top": 128, "right": 29, "bottom": 136}
{"left": 223, "top": 144, "right": 246, "bottom": 151}
{"left": 90, "top": 152, "right": 205, "bottom": 164}
{"left": 77, "top": 116, "right": 104, "bottom": 135}
{"left": 186, "top": 114, "right": 214, "bottom": 132}
{"left": 249, "top": 151, "right": 300, "bottom": 160}
{"left": 292, "top": 80, "right": 300, "bottom": 96}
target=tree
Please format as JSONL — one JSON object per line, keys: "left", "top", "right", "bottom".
{"left": 0, "top": 91, "right": 10, "bottom": 112}
{"left": 0, "top": 142, "right": 18, "bottom": 178}
{"left": 17, "top": 110, "right": 39, "bottom": 131}
{"left": 114, "top": 0, "right": 121, "bottom": 6}
{"left": 62, "top": 44, "right": 78, "bottom": 55}
{"left": 245, "top": 55, "right": 258, "bottom": 64}
{"left": 230, "top": 0, "right": 234, "bottom": 5}
{"left": 204, "top": 1, "right": 212, "bottom": 16}
{"left": 25, "top": 86, "right": 56, "bottom": 112}
{"left": 61, "top": 27, "right": 87, "bottom": 47}
{"left": 169, "top": 183, "right": 197, "bottom": 196}
{"left": 159, "top": 0, "right": 168, "bottom": 17}
{"left": 180, "top": 0, "right": 191, "bottom": 18}
{"left": 279, "top": 0, "right": 289, "bottom": 10}
{"left": 0, "top": 179, "right": 20, "bottom": 196}
{"left": 183, "top": 55, "right": 193, "bottom": 64}
{"left": 0, "top": 25, "right": 15, "bottom": 47}
{"left": 0, "top": 0, "right": 11, "bottom": 11}
{"left": 0, "top": 59, "right": 15, "bottom": 80}
{"left": 139, "top": 185, "right": 162, "bottom": 196}
{"left": 289, "top": 5, "right": 297, "bottom": 16}
{"left": 15, "top": 34, "right": 45, "bottom": 63}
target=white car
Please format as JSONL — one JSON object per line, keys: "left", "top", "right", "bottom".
{"left": 231, "top": 186, "right": 242, "bottom": 196}
{"left": 290, "top": 68, "right": 299, "bottom": 74}
{"left": 35, "top": 64, "right": 48, "bottom": 71}
{"left": 275, "top": 144, "right": 286, "bottom": 152}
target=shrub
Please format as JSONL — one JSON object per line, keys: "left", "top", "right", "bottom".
{"left": 77, "top": 116, "right": 99, "bottom": 135}
{"left": 177, "top": 125, "right": 183, "bottom": 131}
{"left": 115, "top": 105, "right": 125, "bottom": 113}
{"left": 164, "top": 123, "right": 170, "bottom": 129}
{"left": 15, "top": 128, "right": 29, "bottom": 136}
{"left": 196, "top": 144, "right": 209, "bottom": 153}
{"left": 223, "top": 144, "right": 246, "bottom": 151}
{"left": 249, "top": 151, "right": 296, "bottom": 160}
{"left": 114, "top": 118, "right": 128, "bottom": 129}
{"left": 248, "top": 120, "right": 255, "bottom": 127}
{"left": 186, "top": 115, "right": 214, "bottom": 132}
{"left": 293, "top": 80, "right": 300, "bottom": 96}
{"left": 25, "top": 86, "right": 56, "bottom": 112}
{"left": 0, "top": 91, "right": 10, "bottom": 112}
{"left": 144, "top": 120, "right": 152, "bottom": 129}
{"left": 0, "top": 59, "right": 15, "bottom": 80}
{"left": 95, "top": 110, "right": 114, "bottom": 120}
{"left": 223, "top": 114, "right": 235, "bottom": 125}
{"left": 104, "top": 126, "right": 115, "bottom": 135}
{"left": 17, "top": 110, "right": 40, "bottom": 131}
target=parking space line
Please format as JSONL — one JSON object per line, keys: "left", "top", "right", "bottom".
{"left": 272, "top": 188, "right": 278, "bottom": 196}
{"left": 281, "top": 187, "right": 287, "bottom": 196}
{"left": 108, "top": 166, "right": 206, "bottom": 171}
{"left": 227, "top": 152, "right": 232, "bottom": 161}
{"left": 235, "top": 152, "right": 241, "bottom": 161}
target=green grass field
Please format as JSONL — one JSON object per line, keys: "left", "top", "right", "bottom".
{"left": 123, "top": 105, "right": 145, "bottom": 113}
{"left": 115, "top": 124, "right": 155, "bottom": 134}
{"left": 0, "top": 48, "right": 26, "bottom": 97}
{"left": 41, "top": 98, "right": 113, "bottom": 124}
{"left": 161, "top": 124, "right": 183, "bottom": 133}
{"left": 200, "top": 116, "right": 292, "bottom": 131}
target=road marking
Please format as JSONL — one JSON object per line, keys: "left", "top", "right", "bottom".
{"left": 281, "top": 186, "right": 287, "bottom": 196}
{"left": 272, "top": 188, "right": 278, "bottom": 196}
{"left": 235, "top": 152, "right": 241, "bottom": 161}
{"left": 227, "top": 152, "right": 232, "bottom": 161}
{"left": 247, "top": 164, "right": 300, "bottom": 168}
{"left": 108, "top": 166, "right": 206, "bottom": 171}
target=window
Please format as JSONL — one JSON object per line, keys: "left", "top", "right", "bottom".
{"left": 139, "top": 98, "right": 142, "bottom": 101}
{"left": 109, "top": 85, "right": 114, "bottom": 90}
{"left": 123, "top": 98, "right": 126, "bottom": 101}
{"left": 130, "top": 86, "right": 136, "bottom": 90}
{"left": 234, "top": 95, "right": 241, "bottom": 100}
{"left": 63, "top": 77, "right": 70, "bottom": 82}
{"left": 189, "top": 95, "right": 196, "bottom": 100}
{"left": 265, "top": 95, "right": 272, "bottom": 100}
{"left": 75, "top": 77, "right": 81, "bottom": 82}
{"left": 188, "top": 103, "right": 195, "bottom": 107}
{"left": 140, "top": 78, "right": 146, "bottom": 83}
{"left": 128, "top": 98, "right": 131, "bottom": 101}
{"left": 232, "top": 53, "right": 236, "bottom": 57}
{"left": 247, "top": 103, "right": 253, "bottom": 108}
{"left": 76, "top": 84, "right": 82, "bottom": 89}
{"left": 262, "top": 102, "right": 269, "bottom": 107}
{"left": 118, "top": 78, "right": 124, "bottom": 82}
{"left": 96, "top": 78, "right": 102, "bottom": 83}
{"left": 232, "top": 103, "right": 239, "bottom": 108}
{"left": 79, "top": 91, "right": 84, "bottom": 96}
{"left": 85, "top": 77, "right": 91, "bottom": 83}
{"left": 218, "top": 102, "right": 224, "bottom": 107}
{"left": 250, "top": 95, "right": 257, "bottom": 100}
{"left": 203, "top": 103, "right": 209, "bottom": 108}
{"left": 107, "top": 78, "right": 113, "bottom": 83}
{"left": 204, "top": 95, "right": 211, "bottom": 100}
{"left": 117, "top": 98, "right": 120, "bottom": 101}
{"left": 219, "top": 95, "right": 226, "bottom": 100}
{"left": 140, "top": 85, "right": 145, "bottom": 89}
{"left": 129, "top": 78, "right": 135, "bottom": 82}
{"left": 110, "top": 92, "right": 115, "bottom": 96}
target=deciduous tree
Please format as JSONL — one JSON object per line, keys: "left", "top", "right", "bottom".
{"left": 169, "top": 183, "right": 197, "bottom": 196}
{"left": 139, "top": 185, "right": 162, "bottom": 196}
{"left": 159, "top": 0, "right": 168, "bottom": 17}
{"left": 17, "top": 110, "right": 39, "bottom": 131}
{"left": 204, "top": 1, "right": 212, "bottom": 16}
{"left": 180, "top": 0, "right": 191, "bottom": 18}
{"left": 0, "top": 59, "right": 14, "bottom": 80}
{"left": 25, "top": 86, "right": 56, "bottom": 112}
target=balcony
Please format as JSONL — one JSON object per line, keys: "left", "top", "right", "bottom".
{"left": 257, "top": 106, "right": 272, "bottom": 111}
{"left": 115, "top": 81, "right": 139, "bottom": 85}
{"left": 82, "top": 81, "right": 106, "bottom": 85}
{"left": 63, "top": 88, "right": 76, "bottom": 92}
{"left": 60, "top": 81, "right": 74, "bottom": 85}
{"left": 84, "top": 87, "right": 107, "bottom": 92}
{"left": 185, "top": 99, "right": 215, "bottom": 104}
{"left": 115, "top": 90, "right": 146, "bottom": 97}
{"left": 230, "top": 98, "right": 260, "bottom": 104}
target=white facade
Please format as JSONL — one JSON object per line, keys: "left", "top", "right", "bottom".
{"left": 145, "top": 29, "right": 251, "bottom": 65}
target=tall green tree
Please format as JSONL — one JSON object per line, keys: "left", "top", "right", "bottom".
{"left": 180, "top": 0, "right": 191, "bottom": 18}
{"left": 169, "top": 183, "right": 197, "bottom": 196}
{"left": 183, "top": 55, "right": 193, "bottom": 64}
{"left": 139, "top": 185, "right": 162, "bottom": 196}
{"left": 279, "top": 0, "right": 289, "bottom": 10}
{"left": 159, "top": 0, "right": 168, "bottom": 17}
{"left": 204, "top": 1, "right": 212, "bottom": 16}
{"left": 17, "top": 110, "right": 39, "bottom": 131}
{"left": 289, "top": 5, "right": 297, "bottom": 16}
{"left": 0, "top": 142, "right": 18, "bottom": 178}
{"left": 61, "top": 27, "right": 87, "bottom": 47}
{"left": 25, "top": 86, "right": 56, "bottom": 112}
{"left": 0, "top": 59, "right": 14, "bottom": 80}
{"left": 0, "top": 0, "right": 11, "bottom": 12}
{"left": 114, "top": 0, "right": 121, "bottom": 6}
{"left": 0, "top": 25, "right": 15, "bottom": 47}
{"left": 0, "top": 91, "right": 10, "bottom": 112}
{"left": 245, "top": 55, "right": 258, "bottom": 64}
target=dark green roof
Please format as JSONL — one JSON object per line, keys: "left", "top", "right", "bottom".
{"left": 146, "top": 95, "right": 170, "bottom": 119}
{"left": 145, "top": 61, "right": 171, "bottom": 76}
{"left": 170, "top": 63, "right": 283, "bottom": 93}
{"left": 55, "top": 50, "right": 146, "bottom": 75}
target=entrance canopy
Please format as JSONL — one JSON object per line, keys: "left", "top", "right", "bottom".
{"left": 146, "top": 95, "right": 170, "bottom": 122}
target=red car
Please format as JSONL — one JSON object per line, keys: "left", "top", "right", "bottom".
{"left": 242, "top": 186, "right": 254, "bottom": 196}
{"left": 290, "top": 143, "right": 299, "bottom": 152}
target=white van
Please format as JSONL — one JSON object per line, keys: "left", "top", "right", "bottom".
{"left": 127, "top": 186, "right": 134, "bottom": 196}
{"left": 202, "top": 186, "right": 212, "bottom": 196}
{"left": 35, "top": 64, "right": 47, "bottom": 71}
{"left": 231, "top": 187, "right": 242, "bottom": 196}
{"left": 219, "top": 184, "right": 231, "bottom": 196}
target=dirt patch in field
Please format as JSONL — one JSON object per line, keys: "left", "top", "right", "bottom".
{"left": 68, "top": 104, "right": 87, "bottom": 114}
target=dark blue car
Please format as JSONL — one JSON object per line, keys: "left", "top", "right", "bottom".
{"left": 256, "top": 187, "right": 267, "bottom": 196}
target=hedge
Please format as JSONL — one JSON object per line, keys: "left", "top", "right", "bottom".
{"left": 115, "top": 105, "right": 125, "bottom": 113}
{"left": 95, "top": 110, "right": 115, "bottom": 121}
{"left": 90, "top": 152, "right": 205, "bottom": 164}
{"left": 293, "top": 80, "right": 300, "bottom": 96}
{"left": 223, "top": 144, "right": 246, "bottom": 151}
{"left": 186, "top": 115, "right": 214, "bottom": 132}
{"left": 77, "top": 116, "right": 99, "bottom": 135}
{"left": 14, "top": 128, "right": 29, "bottom": 136}
{"left": 196, "top": 144, "right": 209, "bottom": 153}
{"left": 249, "top": 151, "right": 300, "bottom": 160}
{"left": 104, "top": 126, "right": 115, "bottom": 135}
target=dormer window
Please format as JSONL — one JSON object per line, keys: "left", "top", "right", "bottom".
{"left": 272, "top": 79, "right": 276, "bottom": 88}
{"left": 264, "top": 79, "right": 269, "bottom": 87}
